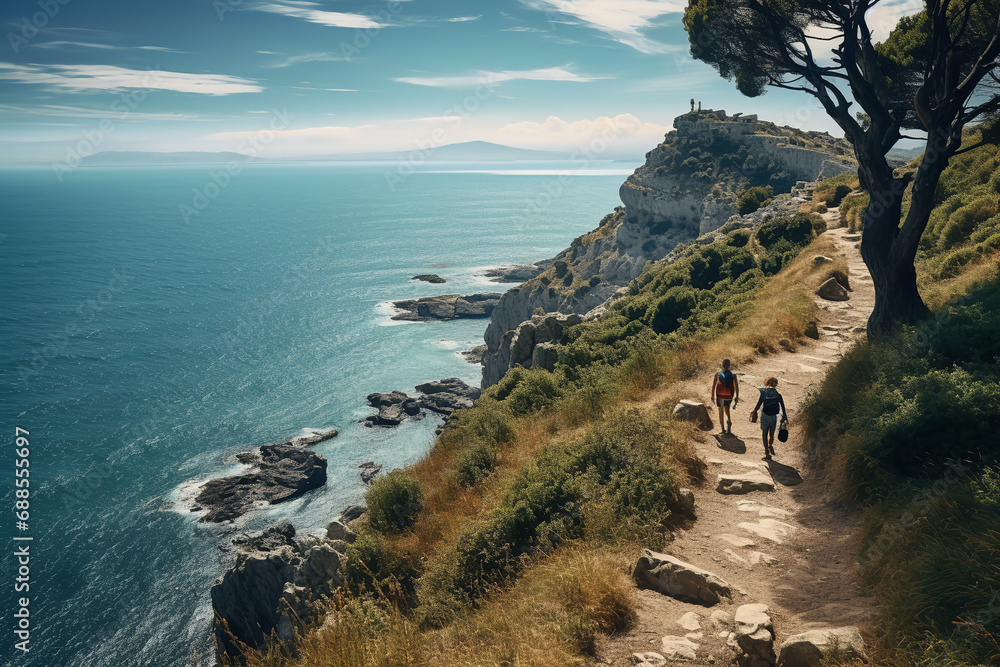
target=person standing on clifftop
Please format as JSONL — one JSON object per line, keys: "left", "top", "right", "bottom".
{"left": 752, "top": 377, "right": 787, "bottom": 460}
{"left": 711, "top": 359, "right": 739, "bottom": 435}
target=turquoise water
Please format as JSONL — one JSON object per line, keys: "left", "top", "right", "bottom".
{"left": 0, "top": 161, "right": 632, "bottom": 666}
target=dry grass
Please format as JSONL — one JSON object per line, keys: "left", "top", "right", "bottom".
{"left": 918, "top": 249, "right": 1000, "bottom": 309}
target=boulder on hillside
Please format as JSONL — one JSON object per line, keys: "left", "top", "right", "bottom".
{"left": 803, "top": 321, "right": 820, "bottom": 340}
{"left": 632, "top": 550, "right": 732, "bottom": 605}
{"left": 777, "top": 627, "right": 868, "bottom": 667}
{"left": 325, "top": 519, "right": 356, "bottom": 543}
{"left": 733, "top": 604, "right": 776, "bottom": 667}
{"left": 812, "top": 255, "right": 834, "bottom": 264}
{"left": 816, "top": 278, "right": 849, "bottom": 301}
{"left": 672, "top": 400, "right": 714, "bottom": 431}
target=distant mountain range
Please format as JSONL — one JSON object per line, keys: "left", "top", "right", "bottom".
{"left": 78, "top": 142, "right": 574, "bottom": 166}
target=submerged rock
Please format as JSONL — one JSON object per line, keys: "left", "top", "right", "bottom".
{"left": 193, "top": 444, "right": 327, "bottom": 523}
{"left": 412, "top": 274, "right": 446, "bottom": 283}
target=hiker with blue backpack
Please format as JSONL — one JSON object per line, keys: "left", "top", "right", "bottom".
{"left": 751, "top": 377, "right": 787, "bottom": 460}
{"left": 711, "top": 359, "right": 740, "bottom": 435}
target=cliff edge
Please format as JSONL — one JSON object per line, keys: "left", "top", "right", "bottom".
{"left": 481, "top": 109, "right": 854, "bottom": 386}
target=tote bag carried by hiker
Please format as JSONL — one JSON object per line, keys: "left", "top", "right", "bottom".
{"left": 778, "top": 419, "right": 789, "bottom": 442}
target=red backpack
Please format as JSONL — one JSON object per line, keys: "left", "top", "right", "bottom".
{"left": 716, "top": 370, "right": 735, "bottom": 399}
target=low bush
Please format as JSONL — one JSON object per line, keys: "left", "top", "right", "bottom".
{"left": 738, "top": 186, "right": 773, "bottom": 214}
{"left": 366, "top": 471, "right": 425, "bottom": 534}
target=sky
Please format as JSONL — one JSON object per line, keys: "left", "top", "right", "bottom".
{"left": 0, "top": 0, "right": 923, "bottom": 163}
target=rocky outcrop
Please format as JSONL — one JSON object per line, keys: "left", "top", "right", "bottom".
{"left": 482, "top": 261, "right": 552, "bottom": 283}
{"left": 672, "top": 400, "right": 714, "bottom": 430}
{"left": 461, "top": 344, "right": 488, "bottom": 364}
{"left": 481, "top": 109, "right": 854, "bottom": 388}
{"left": 391, "top": 293, "right": 502, "bottom": 321}
{"left": 632, "top": 550, "right": 732, "bottom": 605}
{"left": 776, "top": 627, "right": 868, "bottom": 666}
{"left": 211, "top": 522, "right": 346, "bottom": 660}
{"left": 483, "top": 312, "right": 583, "bottom": 386}
{"left": 363, "top": 377, "right": 480, "bottom": 427}
{"left": 193, "top": 443, "right": 328, "bottom": 523}
{"left": 412, "top": 274, "right": 446, "bottom": 283}
{"left": 816, "top": 277, "right": 850, "bottom": 301}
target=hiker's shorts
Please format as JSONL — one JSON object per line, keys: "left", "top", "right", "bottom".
{"left": 760, "top": 412, "right": 778, "bottom": 432}
{"left": 716, "top": 397, "right": 732, "bottom": 407}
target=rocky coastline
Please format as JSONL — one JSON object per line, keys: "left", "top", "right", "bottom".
{"left": 363, "top": 377, "right": 481, "bottom": 427}
{"left": 390, "top": 292, "right": 502, "bottom": 321}
{"left": 191, "top": 429, "right": 337, "bottom": 523}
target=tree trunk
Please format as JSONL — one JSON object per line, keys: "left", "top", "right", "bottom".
{"left": 857, "top": 171, "right": 931, "bottom": 338}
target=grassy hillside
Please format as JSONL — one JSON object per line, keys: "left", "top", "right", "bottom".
{"left": 802, "top": 136, "right": 1000, "bottom": 666}
{"left": 232, "top": 214, "right": 846, "bottom": 666}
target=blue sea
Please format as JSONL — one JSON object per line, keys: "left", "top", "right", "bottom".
{"left": 0, "top": 160, "right": 632, "bottom": 666}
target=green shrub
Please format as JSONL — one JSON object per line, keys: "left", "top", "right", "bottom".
{"left": 647, "top": 286, "right": 697, "bottom": 334}
{"left": 832, "top": 184, "right": 852, "bottom": 205}
{"left": 724, "top": 229, "right": 751, "bottom": 247}
{"left": 455, "top": 441, "right": 497, "bottom": 487}
{"left": 936, "top": 247, "right": 979, "bottom": 278}
{"left": 365, "top": 471, "right": 424, "bottom": 533}
{"left": 554, "top": 260, "right": 568, "bottom": 279}
{"left": 489, "top": 367, "right": 563, "bottom": 416}
{"left": 755, "top": 213, "right": 815, "bottom": 249}
{"left": 344, "top": 532, "right": 420, "bottom": 601}
{"left": 738, "top": 186, "right": 773, "bottom": 214}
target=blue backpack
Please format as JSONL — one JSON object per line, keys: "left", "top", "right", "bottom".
{"left": 760, "top": 387, "right": 781, "bottom": 415}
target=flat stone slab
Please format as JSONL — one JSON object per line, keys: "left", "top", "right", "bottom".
{"left": 633, "top": 550, "right": 732, "bottom": 605}
{"left": 718, "top": 533, "right": 756, "bottom": 548}
{"left": 677, "top": 611, "right": 703, "bottom": 632}
{"left": 717, "top": 470, "right": 775, "bottom": 494}
{"left": 633, "top": 652, "right": 667, "bottom": 667}
{"left": 661, "top": 635, "right": 698, "bottom": 660}
{"left": 738, "top": 519, "right": 796, "bottom": 544}
{"left": 737, "top": 501, "right": 792, "bottom": 518}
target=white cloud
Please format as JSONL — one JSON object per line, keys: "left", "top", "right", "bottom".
{"left": 0, "top": 62, "right": 262, "bottom": 95}
{"left": 445, "top": 15, "right": 482, "bottom": 22}
{"left": 262, "top": 52, "right": 353, "bottom": 68}
{"left": 32, "top": 41, "right": 181, "bottom": 52}
{"left": 520, "top": 0, "right": 685, "bottom": 53}
{"left": 249, "top": 2, "right": 383, "bottom": 29}
{"left": 0, "top": 103, "right": 224, "bottom": 121}
{"left": 394, "top": 65, "right": 602, "bottom": 88}
{"left": 493, "top": 113, "right": 671, "bottom": 154}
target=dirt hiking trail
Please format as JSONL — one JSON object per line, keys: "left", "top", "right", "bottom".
{"left": 595, "top": 223, "right": 877, "bottom": 666}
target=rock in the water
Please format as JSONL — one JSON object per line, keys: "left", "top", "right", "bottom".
{"left": 461, "top": 344, "right": 488, "bottom": 364}
{"left": 661, "top": 635, "right": 699, "bottom": 660}
{"left": 412, "top": 274, "right": 446, "bottom": 283}
{"left": 287, "top": 428, "right": 339, "bottom": 447}
{"left": 482, "top": 262, "right": 551, "bottom": 283}
{"left": 632, "top": 549, "right": 732, "bottom": 605}
{"left": 717, "top": 471, "right": 776, "bottom": 495}
{"left": 194, "top": 445, "right": 328, "bottom": 523}
{"left": 734, "top": 604, "right": 775, "bottom": 667}
{"left": 391, "top": 293, "right": 502, "bottom": 321}
{"left": 211, "top": 523, "right": 346, "bottom": 660}
{"left": 359, "top": 461, "right": 382, "bottom": 485}
{"left": 777, "top": 627, "right": 867, "bottom": 667}
{"left": 364, "top": 378, "right": 480, "bottom": 427}
{"left": 815, "top": 278, "right": 849, "bottom": 302}
{"left": 672, "top": 400, "right": 714, "bottom": 430}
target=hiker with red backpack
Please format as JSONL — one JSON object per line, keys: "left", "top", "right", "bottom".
{"left": 711, "top": 359, "right": 740, "bottom": 435}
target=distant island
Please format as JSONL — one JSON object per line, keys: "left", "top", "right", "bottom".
{"left": 77, "top": 141, "right": 577, "bottom": 167}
